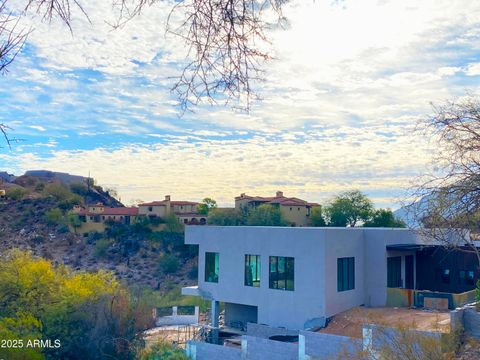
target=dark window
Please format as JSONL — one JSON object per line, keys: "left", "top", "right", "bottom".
{"left": 440, "top": 269, "right": 450, "bottom": 284}
{"left": 387, "top": 256, "right": 402, "bottom": 287}
{"left": 460, "top": 270, "right": 475, "bottom": 285}
{"left": 337, "top": 257, "right": 355, "bottom": 292}
{"left": 245, "top": 255, "right": 261, "bottom": 287}
{"left": 467, "top": 271, "right": 475, "bottom": 285}
{"left": 148, "top": 206, "right": 153, "bottom": 212}
{"left": 269, "top": 256, "right": 294, "bottom": 291}
{"left": 102, "top": 216, "right": 105, "bottom": 220}
{"left": 205, "top": 252, "right": 219, "bottom": 283}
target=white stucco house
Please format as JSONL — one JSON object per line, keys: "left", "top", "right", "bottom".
{"left": 182, "top": 226, "right": 476, "bottom": 331}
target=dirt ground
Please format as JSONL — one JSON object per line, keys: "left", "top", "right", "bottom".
{"left": 317, "top": 307, "right": 451, "bottom": 338}
{"left": 144, "top": 325, "right": 205, "bottom": 348}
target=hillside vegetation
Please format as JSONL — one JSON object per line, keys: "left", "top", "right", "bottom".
{"left": 0, "top": 174, "right": 198, "bottom": 291}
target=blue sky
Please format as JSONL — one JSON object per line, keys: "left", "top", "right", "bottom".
{"left": 1, "top": 0, "right": 480, "bottom": 207}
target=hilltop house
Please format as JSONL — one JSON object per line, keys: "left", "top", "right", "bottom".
{"left": 138, "top": 195, "right": 207, "bottom": 225}
{"left": 71, "top": 195, "right": 207, "bottom": 235}
{"left": 73, "top": 203, "right": 139, "bottom": 233}
{"left": 182, "top": 226, "right": 478, "bottom": 332}
{"left": 235, "top": 191, "right": 319, "bottom": 226}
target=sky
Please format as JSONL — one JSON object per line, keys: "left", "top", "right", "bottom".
{"left": 1, "top": 0, "right": 480, "bottom": 208}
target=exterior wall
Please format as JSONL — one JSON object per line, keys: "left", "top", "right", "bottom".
{"left": 186, "top": 227, "right": 433, "bottom": 329}
{"left": 246, "top": 323, "right": 299, "bottom": 339}
{"left": 72, "top": 221, "right": 106, "bottom": 234}
{"left": 363, "top": 230, "right": 425, "bottom": 307}
{"left": 416, "top": 247, "right": 479, "bottom": 293}
{"left": 279, "top": 205, "right": 309, "bottom": 226}
{"left": 138, "top": 204, "right": 168, "bottom": 217}
{"left": 186, "top": 341, "right": 241, "bottom": 360}
{"left": 300, "top": 330, "right": 362, "bottom": 359}
{"left": 187, "top": 227, "right": 327, "bottom": 330}
{"left": 243, "top": 335, "right": 298, "bottom": 360}
{"left": 224, "top": 303, "right": 258, "bottom": 329}
{"left": 173, "top": 204, "right": 197, "bottom": 213}
{"left": 324, "top": 230, "right": 365, "bottom": 317}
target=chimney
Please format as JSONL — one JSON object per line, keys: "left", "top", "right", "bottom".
{"left": 276, "top": 191, "right": 284, "bottom": 197}
{"left": 240, "top": 193, "right": 245, "bottom": 198}
{"left": 165, "top": 195, "right": 171, "bottom": 201}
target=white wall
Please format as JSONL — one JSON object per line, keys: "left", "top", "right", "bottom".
{"left": 185, "top": 227, "right": 428, "bottom": 330}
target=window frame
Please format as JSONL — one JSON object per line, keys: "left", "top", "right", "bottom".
{"left": 269, "top": 256, "right": 294, "bottom": 291}
{"left": 204, "top": 252, "right": 219, "bottom": 283}
{"left": 337, "top": 257, "right": 355, "bottom": 292}
{"left": 245, "top": 254, "right": 261, "bottom": 287}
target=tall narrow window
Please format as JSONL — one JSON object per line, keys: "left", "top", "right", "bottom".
{"left": 245, "top": 255, "right": 261, "bottom": 287}
{"left": 337, "top": 257, "right": 355, "bottom": 292}
{"left": 387, "top": 256, "right": 402, "bottom": 288}
{"left": 205, "top": 252, "right": 219, "bottom": 283}
{"left": 269, "top": 256, "right": 294, "bottom": 291}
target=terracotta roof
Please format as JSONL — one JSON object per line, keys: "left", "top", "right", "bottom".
{"left": 138, "top": 201, "right": 168, "bottom": 206}
{"left": 139, "top": 200, "right": 199, "bottom": 206}
{"left": 175, "top": 212, "right": 205, "bottom": 217}
{"left": 171, "top": 201, "right": 200, "bottom": 206}
{"left": 77, "top": 207, "right": 138, "bottom": 216}
{"left": 237, "top": 193, "right": 318, "bottom": 207}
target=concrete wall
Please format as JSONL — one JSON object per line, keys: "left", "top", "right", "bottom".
{"left": 246, "top": 323, "right": 299, "bottom": 339}
{"left": 186, "top": 341, "right": 241, "bottom": 360}
{"left": 299, "top": 330, "right": 362, "bottom": 359}
{"left": 243, "top": 335, "right": 298, "bottom": 360}
{"left": 155, "top": 306, "right": 200, "bottom": 326}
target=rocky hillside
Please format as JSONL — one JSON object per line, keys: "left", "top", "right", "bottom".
{"left": 0, "top": 172, "right": 197, "bottom": 291}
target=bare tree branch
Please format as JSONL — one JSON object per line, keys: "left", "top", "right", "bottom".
{"left": 408, "top": 96, "right": 480, "bottom": 266}
{"left": 0, "top": 0, "right": 29, "bottom": 74}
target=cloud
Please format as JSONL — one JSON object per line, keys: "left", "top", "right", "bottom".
{"left": 1, "top": 0, "right": 480, "bottom": 208}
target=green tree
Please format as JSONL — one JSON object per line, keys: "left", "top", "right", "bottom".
{"left": 68, "top": 213, "right": 82, "bottom": 234}
{"left": 45, "top": 207, "right": 64, "bottom": 225}
{"left": 364, "top": 209, "right": 406, "bottom": 228}
{"left": 246, "top": 204, "right": 288, "bottom": 226}
{"left": 207, "top": 208, "right": 245, "bottom": 225}
{"left": 158, "top": 254, "right": 180, "bottom": 274}
{"left": 309, "top": 206, "right": 326, "bottom": 226}
{"left": 325, "top": 190, "right": 374, "bottom": 227}
{"left": 197, "top": 197, "right": 218, "bottom": 215}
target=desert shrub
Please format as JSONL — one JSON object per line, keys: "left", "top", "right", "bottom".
{"left": 94, "top": 239, "right": 110, "bottom": 258}
{"left": 31, "top": 235, "right": 45, "bottom": 244}
{"left": 70, "top": 182, "right": 89, "bottom": 196}
{"left": 58, "top": 195, "right": 83, "bottom": 211}
{"left": 45, "top": 208, "right": 64, "bottom": 225}
{"left": 6, "top": 187, "right": 29, "bottom": 201}
{"left": 57, "top": 225, "right": 69, "bottom": 233}
{"left": 34, "top": 182, "right": 45, "bottom": 192}
{"left": 42, "top": 183, "right": 71, "bottom": 201}
{"left": 138, "top": 340, "right": 187, "bottom": 360}
{"left": 158, "top": 254, "right": 180, "bottom": 274}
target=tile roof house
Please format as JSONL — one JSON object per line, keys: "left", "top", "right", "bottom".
{"left": 138, "top": 195, "right": 207, "bottom": 225}
{"left": 235, "top": 191, "right": 320, "bottom": 226}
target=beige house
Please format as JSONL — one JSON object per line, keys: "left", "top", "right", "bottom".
{"left": 235, "top": 191, "right": 319, "bottom": 226}
{"left": 138, "top": 195, "right": 207, "bottom": 225}
{"left": 73, "top": 203, "right": 139, "bottom": 234}
{"left": 0, "top": 189, "right": 5, "bottom": 200}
